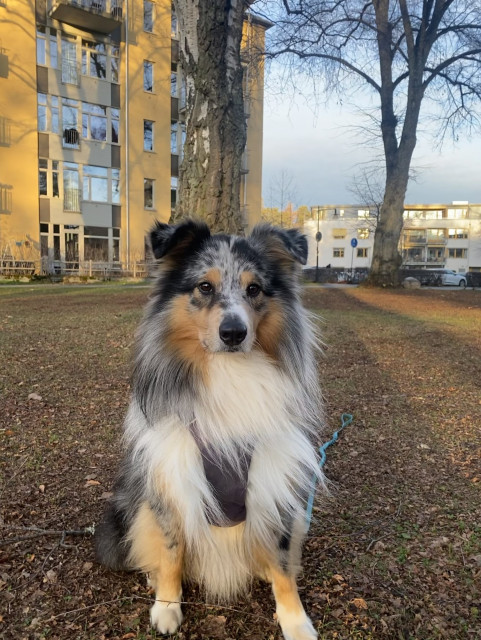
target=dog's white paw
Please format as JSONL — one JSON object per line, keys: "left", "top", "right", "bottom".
{"left": 150, "top": 600, "right": 183, "bottom": 635}
{"left": 277, "top": 608, "right": 317, "bottom": 640}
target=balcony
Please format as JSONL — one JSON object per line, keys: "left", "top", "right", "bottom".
{"left": 50, "top": 0, "right": 123, "bottom": 34}
{"left": 403, "top": 235, "right": 426, "bottom": 245}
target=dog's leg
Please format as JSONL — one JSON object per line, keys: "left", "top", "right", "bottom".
{"left": 128, "top": 502, "right": 184, "bottom": 635}
{"left": 269, "top": 565, "right": 317, "bottom": 640}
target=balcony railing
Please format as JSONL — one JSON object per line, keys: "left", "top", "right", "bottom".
{"left": 64, "top": 188, "right": 81, "bottom": 212}
{"left": 63, "top": 128, "right": 80, "bottom": 148}
{"left": 403, "top": 235, "right": 426, "bottom": 245}
{"left": 50, "top": 0, "right": 123, "bottom": 34}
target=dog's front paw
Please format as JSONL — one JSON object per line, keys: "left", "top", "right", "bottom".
{"left": 150, "top": 600, "right": 183, "bottom": 635}
{"left": 277, "top": 609, "right": 317, "bottom": 640}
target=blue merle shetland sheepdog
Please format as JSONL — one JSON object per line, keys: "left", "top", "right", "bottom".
{"left": 95, "top": 220, "right": 325, "bottom": 640}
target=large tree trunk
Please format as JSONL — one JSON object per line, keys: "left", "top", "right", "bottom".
{"left": 172, "top": 0, "right": 247, "bottom": 234}
{"left": 367, "top": 169, "right": 408, "bottom": 286}
{"left": 367, "top": 1, "right": 423, "bottom": 287}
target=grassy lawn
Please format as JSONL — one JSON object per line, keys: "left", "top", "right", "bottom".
{"left": 1, "top": 284, "right": 480, "bottom": 639}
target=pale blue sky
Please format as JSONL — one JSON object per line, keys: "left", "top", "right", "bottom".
{"left": 262, "top": 86, "right": 481, "bottom": 209}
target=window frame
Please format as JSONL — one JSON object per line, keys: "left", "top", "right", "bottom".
{"left": 143, "top": 119, "right": 154, "bottom": 152}
{"left": 143, "top": 0, "right": 155, "bottom": 32}
{"left": 144, "top": 178, "right": 155, "bottom": 209}
{"left": 143, "top": 60, "right": 154, "bottom": 92}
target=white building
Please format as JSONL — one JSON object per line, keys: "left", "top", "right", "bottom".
{"left": 304, "top": 202, "right": 481, "bottom": 273}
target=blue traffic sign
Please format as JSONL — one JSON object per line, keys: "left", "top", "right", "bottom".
{"left": 351, "top": 238, "right": 358, "bottom": 248}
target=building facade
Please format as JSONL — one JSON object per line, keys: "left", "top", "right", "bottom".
{"left": 0, "top": 0, "right": 268, "bottom": 273}
{"left": 305, "top": 203, "right": 481, "bottom": 273}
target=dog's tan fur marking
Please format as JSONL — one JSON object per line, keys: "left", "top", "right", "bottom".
{"left": 127, "top": 502, "right": 184, "bottom": 602}
{"left": 256, "top": 300, "right": 284, "bottom": 360}
{"left": 202, "top": 267, "right": 222, "bottom": 288}
{"left": 269, "top": 565, "right": 305, "bottom": 617}
{"left": 240, "top": 270, "right": 257, "bottom": 290}
{"left": 165, "top": 296, "right": 210, "bottom": 379}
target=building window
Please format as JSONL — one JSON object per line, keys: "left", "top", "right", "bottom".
{"left": 333, "top": 248, "right": 345, "bottom": 258}
{"left": 49, "top": 29, "right": 58, "bottom": 69}
{"left": 357, "top": 247, "right": 368, "bottom": 258}
{"left": 171, "top": 6, "right": 178, "bottom": 38}
{"left": 425, "top": 210, "right": 444, "bottom": 220}
{"left": 357, "top": 209, "right": 371, "bottom": 218}
{"left": 144, "top": 0, "right": 154, "bottom": 32}
{"left": 171, "top": 176, "right": 177, "bottom": 208}
{"left": 63, "top": 162, "right": 80, "bottom": 212}
{"left": 144, "top": 61, "right": 153, "bottom": 92}
{"left": 39, "top": 159, "right": 48, "bottom": 196}
{"left": 38, "top": 93, "right": 47, "bottom": 131}
{"left": 37, "top": 27, "right": 47, "bottom": 65}
{"left": 52, "top": 161, "right": 59, "bottom": 197}
{"left": 427, "top": 248, "right": 443, "bottom": 263}
{"left": 84, "top": 227, "right": 109, "bottom": 261}
{"left": 51, "top": 96, "right": 59, "bottom": 133}
{"left": 447, "top": 208, "right": 467, "bottom": 219}
{"left": 62, "top": 98, "right": 80, "bottom": 148}
{"left": 111, "top": 108, "right": 119, "bottom": 143}
{"left": 357, "top": 228, "right": 370, "bottom": 239}
{"left": 113, "top": 228, "right": 120, "bottom": 262}
{"left": 332, "top": 228, "right": 346, "bottom": 239}
{"left": 112, "top": 168, "right": 120, "bottom": 204}
{"left": 448, "top": 228, "right": 468, "bottom": 239}
{"left": 0, "top": 184, "right": 12, "bottom": 213}
{"left": 82, "top": 40, "right": 107, "bottom": 79}
{"left": 171, "top": 121, "right": 177, "bottom": 153}
{"left": 110, "top": 45, "right": 119, "bottom": 83}
{"left": 448, "top": 248, "right": 467, "bottom": 258}
{"left": 83, "top": 165, "right": 108, "bottom": 202}
{"left": 171, "top": 65, "right": 178, "bottom": 96}
{"left": 37, "top": 94, "right": 59, "bottom": 134}
{"left": 82, "top": 103, "right": 107, "bottom": 142}
{"left": 144, "top": 178, "right": 154, "bottom": 209}
{"left": 180, "top": 122, "right": 186, "bottom": 158}
{"left": 144, "top": 120, "right": 154, "bottom": 151}
{"left": 61, "top": 36, "right": 78, "bottom": 84}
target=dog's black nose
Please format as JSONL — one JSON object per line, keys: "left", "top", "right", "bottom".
{"left": 219, "top": 316, "right": 247, "bottom": 347}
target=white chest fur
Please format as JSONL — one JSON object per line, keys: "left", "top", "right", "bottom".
{"left": 125, "top": 352, "right": 321, "bottom": 598}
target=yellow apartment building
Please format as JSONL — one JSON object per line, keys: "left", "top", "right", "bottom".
{"left": 0, "top": 0, "right": 268, "bottom": 273}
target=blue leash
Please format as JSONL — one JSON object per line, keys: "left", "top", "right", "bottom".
{"left": 306, "top": 413, "right": 353, "bottom": 529}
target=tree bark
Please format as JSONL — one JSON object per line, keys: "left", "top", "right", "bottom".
{"left": 172, "top": 0, "right": 247, "bottom": 234}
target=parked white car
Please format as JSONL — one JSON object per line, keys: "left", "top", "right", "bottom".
{"left": 438, "top": 269, "right": 467, "bottom": 287}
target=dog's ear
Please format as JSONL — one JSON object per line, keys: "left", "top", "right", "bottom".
{"left": 250, "top": 224, "right": 308, "bottom": 266}
{"left": 149, "top": 219, "right": 211, "bottom": 261}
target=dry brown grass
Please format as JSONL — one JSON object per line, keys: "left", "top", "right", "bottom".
{"left": 1, "top": 284, "right": 480, "bottom": 639}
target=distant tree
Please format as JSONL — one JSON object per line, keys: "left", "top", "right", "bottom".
{"left": 295, "top": 204, "right": 311, "bottom": 226}
{"left": 266, "top": 168, "right": 297, "bottom": 227}
{"left": 261, "top": 205, "right": 282, "bottom": 225}
{"left": 172, "top": 0, "right": 247, "bottom": 233}
{"left": 261, "top": 202, "right": 308, "bottom": 227}
{"left": 266, "top": 0, "right": 481, "bottom": 285}
{"left": 346, "top": 168, "right": 384, "bottom": 238}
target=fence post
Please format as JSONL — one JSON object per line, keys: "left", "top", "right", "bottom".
{"left": 89, "top": 260, "right": 92, "bottom": 277}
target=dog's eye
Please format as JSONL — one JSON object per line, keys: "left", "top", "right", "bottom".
{"left": 198, "top": 282, "right": 214, "bottom": 294}
{"left": 246, "top": 283, "right": 261, "bottom": 298}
